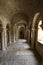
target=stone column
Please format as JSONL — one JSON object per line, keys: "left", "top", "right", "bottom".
{"left": 2, "top": 27, "right": 7, "bottom": 50}
{"left": 24, "top": 27, "right": 26, "bottom": 39}
{"left": 13, "top": 29, "right": 15, "bottom": 43}
{"left": 2, "top": 31, "right": 5, "bottom": 50}
{"left": 9, "top": 31, "right": 11, "bottom": 44}
{"left": 27, "top": 29, "right": 30, "bottom": 43}
{"left": 31, "top": 29, "right": 36, "bottom": 49}
{"left": 25, "top": 26, "right": 28, "bottom": 41}
{"left": 9, "top": 25, "right": 11, "bottom": 44}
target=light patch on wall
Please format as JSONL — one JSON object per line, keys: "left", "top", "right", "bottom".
{"left": 37, "top": 20, "right": 43, "bottom": 44}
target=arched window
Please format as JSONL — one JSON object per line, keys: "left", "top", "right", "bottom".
{"left": 37, "top": 20, "right": 43, "bottom": 44}
{"left": 31, "top": 12, "right": 43, "bottom": 48}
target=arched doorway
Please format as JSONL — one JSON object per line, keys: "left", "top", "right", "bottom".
{"left": 37, "top": 20, "right": 43, "bottom": 43}
{"left": 19, "top": 27, "right": 25, "bottom": 39}
{"left": 13, "top": 23, "right": 26, "bottom": 42}
{"left": 6, "top": 24, "right": 10, "bottom": 46}
{"left": 31, "top": 12, "right": 42, "bottom": 49}
{"left": 0, "top": 21, "right": 3, "bottom": 50}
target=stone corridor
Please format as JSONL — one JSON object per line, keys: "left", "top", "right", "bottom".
{"left": 0, "top": 39, "right": 39, "bottom": 65}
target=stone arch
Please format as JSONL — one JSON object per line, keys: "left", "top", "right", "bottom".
{"left": 11, "top": 13, "right": 28, "bottom": 27}
{"left": 18, "top": 25, "right": 25, "bottom": 39}
{"left": 31, "top": 12, "right": 42, "bottom": 49}
{"left": 11, "top": 13, "right": 28, "bottom": 42}
{"left": 0, "top": 15, "right": 11, "bottom": 50}
{"left": 13, "top": 20, "right": 27, "bottom": 42}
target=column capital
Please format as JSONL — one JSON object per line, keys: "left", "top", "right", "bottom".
{"left": 32, "top": 28, "right": 38, "bottom": 31}
{"left": 3, "top": 27, "right": 7, "bottom": 32}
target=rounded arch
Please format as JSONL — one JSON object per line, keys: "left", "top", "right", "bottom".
{"left": 32, "top": 12, "right": 40, "bottom": 29}
{"left": 12, "top": 13, "right": 28, "bottom": 42}
{"left": 18, "top": 25, "right": 25, "bottom": 30}
{"left": 0, "top": 15, "right": 11, "bottom": 50}
{"left": 11, "top": 12, "right": 28, "bottom": 27}
{"left": 12, "top": 12, "right": 28, "bottom": 22}
{"left": 31, "top": 12, "right": 42, "bottom": 49}
{"left": 13, "top": 18, "right": 27, "bottom": 40}
{"left": 18, "top": 25, "right": 25, "bottom": 39}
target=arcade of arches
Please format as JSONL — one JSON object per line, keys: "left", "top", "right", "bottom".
{"left": 0, "top": 0, "right": 43, "bottom": 65}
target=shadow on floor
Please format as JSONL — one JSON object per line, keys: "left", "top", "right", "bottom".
{"left": 33, "top": 49, "right": 42, "bottom": 65}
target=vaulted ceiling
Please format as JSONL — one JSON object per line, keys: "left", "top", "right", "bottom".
{"left": 0, "top": 0, "right": 43, "bottom": 25}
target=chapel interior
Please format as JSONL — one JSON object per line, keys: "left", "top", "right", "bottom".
{"left": 0, "top": 0, "right": 43, "bottom": 65}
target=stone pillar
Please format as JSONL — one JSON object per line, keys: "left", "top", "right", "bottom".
{"left": 24, "top": 28, "right": 26, "bottom": 39}
{"left": 17, "top": 29, "right": 19, "bottom": 40}
{"left": 15, "top": 26, "right": 18, "bottom": 41}
{"left": 9, "top": 25, "right": 11, "bottom": 44}
{"left": 2, "top": 31, "right": 5, "bottom": 50}
{"left": 11, "top": 29, "right": 14, "bottom": 43}
{"left": 2, "top": 27, "right": 7, "bottom": 50}
{"left": 31, "top": 29, "right": 36, "bottom": 49}
{"left": 14, "top": 30, "right": 16, "bottom": 43}
{"left": 25, "top": 26, "right": 28, "bottom": 41}
{"left": 24, "top": 27, "right": 26, "bottom": 39}
{"left": 9, "top": 31, "right": 11, "bottom": 44}
{"left": 27, "top": 29, "right": 30, "bottom": 43}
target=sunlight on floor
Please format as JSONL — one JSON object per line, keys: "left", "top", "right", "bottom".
{"left": 17, "top": 39, "right": 27, "bottom": 42}
{"left": 0, "top": 39, "right": 39, "bottom": 65}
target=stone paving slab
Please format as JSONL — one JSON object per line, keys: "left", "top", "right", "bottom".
{"left": 0, "top": 39, "right": 39, "bottom": 65}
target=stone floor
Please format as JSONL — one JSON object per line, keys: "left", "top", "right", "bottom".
{"left": 0, "top": 39, "right": 40, "bottom": 65}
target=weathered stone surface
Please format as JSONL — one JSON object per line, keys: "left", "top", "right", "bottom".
{"left": 0, "top": 39, "right": 39, "bottom": 65}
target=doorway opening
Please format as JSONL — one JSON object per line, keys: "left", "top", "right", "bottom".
{"left": 19, "top": 27, "right": 25, "bottom": 39}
